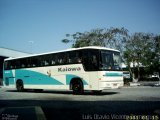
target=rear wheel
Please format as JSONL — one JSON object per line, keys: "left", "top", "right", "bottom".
{"left": 72, "top": 80, "right": 83, "bottom": 95}
{"left": 16, "top": 80, "right": 24, "bottom": 92}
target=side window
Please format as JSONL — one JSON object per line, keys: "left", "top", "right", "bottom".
{"left": 62, "top": 53, "right": 67, "bottom": 64}
{"left": 68, "top": 51, "right": 81, "bottom": 64}
{"left": 75, "top": 51, "right": 82, "bottom": 63}
{"left": 81, "top": 50, "right": 89, "bottom": 70}
{"left": 81, "top": 49, "right": 99, "bottom": 71}
{"left": 50, "top": 53, "right": 64, "bottom": 66}
{"left": 15, "top": 59, "right": 20, "bottom": 68}
{"left": 43, "top": 55, "right": 50, "bottom": 66}
{"left": 101, "top": 51, "right": 113, "bottom": 70}
{"left": 68, "top": 52, "right": 75, "bottom": 64}
{"left": 57, "top": 52, "right": 67, "bottom": 65}
{"left": 4, "top": 61, "right": 10, "bottom": 70}
{"left": 53, "top": 54, "right": 59, "bottom": 65}
{"left": 26, "top": 58, "right": 31, "bottom": 67}
{"left": 56, "top": 54, "right": 61, "bottom": 65}
{"left": 19, "top": 58, "right": 28, "bottom": 68}
{"left": 88, "top": 50, "right": 99, "bottom": 71}
{"left": 19, "top": 59, "right": 24, "bottom": 68}
{"left": 39, "top": 55, "right": 47, "bottom": 67}
{"left": 10, "top": 60, "right": 16, "bottom": 69}
{"left": 30, "top": 57, "right": 40, "bottom": 67}
{"left": 45, "top": 54, "right": 54, "bottom": 66}
{"left": 50, "top": 54, "right": 57, "bottom": 65}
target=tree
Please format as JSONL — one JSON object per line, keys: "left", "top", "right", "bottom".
{"left": 151, "top": 35, "right": 160, "bottom": 75}
{"left": 62, "top": 27, "right": 128, "bottom": 53}
{"left": 123, "top": 32, "right": 157, "bottom": 81}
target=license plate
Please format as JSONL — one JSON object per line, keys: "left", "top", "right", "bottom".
{"left": 113, "top": 83, "right": 117, "bottom": 86}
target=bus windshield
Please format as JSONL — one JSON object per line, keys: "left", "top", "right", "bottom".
{"left": 100, "top": 50, "right": 121, "bottom": 71}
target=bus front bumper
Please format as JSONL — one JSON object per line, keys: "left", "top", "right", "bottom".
{"left": 99, "top": 81, "right": 124, "bottom": 90}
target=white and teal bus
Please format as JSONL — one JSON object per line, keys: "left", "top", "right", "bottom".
{"left": 3, "top": 46, "right": 123, "bottom": 94}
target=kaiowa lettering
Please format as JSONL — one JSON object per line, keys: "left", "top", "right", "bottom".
{"left": 58, "top": 67, "right": 81, "bottom": 72}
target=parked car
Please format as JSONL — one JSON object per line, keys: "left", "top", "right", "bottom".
{"left": 123, "top": 71, "right": 132, "bottom": 84}
{"left": 0, "top": 78, "right": 3, "bottom": 86}
{"left": 123, "top": 71, "right": 131, "bottom": 79}
{"left": 150, "top": 72, "right": 160, "bottom": 81}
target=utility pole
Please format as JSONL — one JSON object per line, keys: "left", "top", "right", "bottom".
{"left": 28, "top": 41, "right": 34, "bottom": 53}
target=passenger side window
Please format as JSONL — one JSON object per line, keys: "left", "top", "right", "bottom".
{"left": 68, "top": 51, "right": 81, "bottom": 64}
{"left": 89, "top": 50, "right": 99, "bottom": 70}
{"left": 81, "top": 49, "right": 99, "bottom": 71}
{"left": 4, "top": 61, "right": 10, "bottom": 70}
{"left": 10, "top": 60, "right": 16, "bottom": 69}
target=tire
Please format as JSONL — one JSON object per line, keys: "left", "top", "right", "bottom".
{"left": 72, "top": 80, "right": 83, "bottom": 95}
{"left": 16, "top": 80, "right": 24, "bottom": 92}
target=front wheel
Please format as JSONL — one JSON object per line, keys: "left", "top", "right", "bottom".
{"left": 72, "top": 80, "right": 83, "bottom": 95}
{"left": 16, "top": 80, "right": 24, "bottom": 92}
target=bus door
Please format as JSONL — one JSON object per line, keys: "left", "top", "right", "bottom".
{"left": 82, "top": 50, "right": 99, "bottom": 90}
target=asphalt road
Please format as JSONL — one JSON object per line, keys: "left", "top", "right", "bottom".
{"left": 0, "top": 86, "right": 160, "bottom": 120}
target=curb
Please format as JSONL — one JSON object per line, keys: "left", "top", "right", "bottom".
{"left": 129, "top": 82, "right": 141, "bottom": 86}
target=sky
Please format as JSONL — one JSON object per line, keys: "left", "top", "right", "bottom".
{"left": 0, "top": 0, "right": 160, "bottom": 54}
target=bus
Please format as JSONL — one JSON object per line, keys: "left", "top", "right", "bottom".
{"left": 3, "top": 46, "right": 123, "bottom": 94}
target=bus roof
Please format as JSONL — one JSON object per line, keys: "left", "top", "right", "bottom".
{"left": 4, "top": 46, "right": 120, "bottom": 61}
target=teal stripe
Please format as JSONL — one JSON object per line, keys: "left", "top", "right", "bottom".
{"left": 5, "top": 69, "right": 88, "bottom": 86}
{"left": 105, "top": 72, "right": 123, "bottom": 77}
{"left": 66, "top": 74, "right": 88, "bottom": 85}
{"left": 15, "top": 70, "right": 63, "bottom": 85}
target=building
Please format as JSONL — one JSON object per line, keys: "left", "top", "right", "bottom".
{"left": 0, "top": 47, "right": 31, "bottom": 85}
